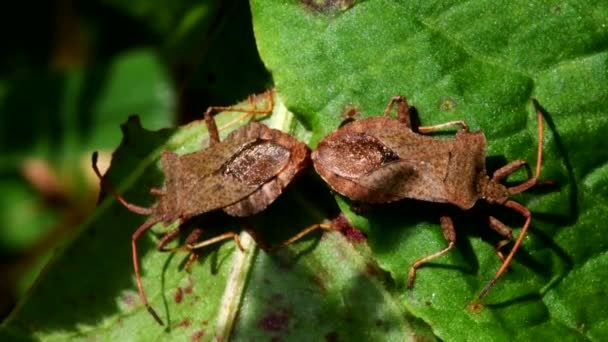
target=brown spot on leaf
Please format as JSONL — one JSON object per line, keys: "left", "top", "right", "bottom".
{"left": 175, "top": 287, "right": 184, "bottom": 304}
{"left": 439, "top": 97, "right": 457, "bottom": 112}
{"left": 332, "top": 214, "right": 351, "bottom": 230}
{"left": 333, "top": 215, "right": 367, "bottom": 242}
{"left": 191, "top": 330, "right": 205, "bottom": 341}
{"left": 332, "top": 214, "right": 367, "bottom": 243}
{"left": 122, "top": 293, "right": 136, "bottom": 308}
{"left": 341, "top": 225, "right": 367, "bottom": 243}
{"left": 184, "top": 276, "right": 194, "bottom": 294}
{"left": 467, "top": 301, "right": 484, "bottom": 314}
{"left": 173, "top": 318, "right": 191, "bottom": 329}
{"left": 301, "top": 0, "right": 355, "bottom": 13}
{"left": 258, "top": 310, "right": 290, "bottom": 332}
{"left": 339, "top": 105, "right": 360, "bottom": 127}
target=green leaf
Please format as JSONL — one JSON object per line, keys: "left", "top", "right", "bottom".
{"left": 0, "top": 96, "right": 428, "bottom": 341}
{"left": 251, "top": 0, "right": 608, "bottom": 341}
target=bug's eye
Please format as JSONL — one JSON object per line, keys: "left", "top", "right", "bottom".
{"left": 222, "top": 140, "right": 290, "bottom": 186}
{"left": 317, "top": 133, "right": 399, "bottom": 178}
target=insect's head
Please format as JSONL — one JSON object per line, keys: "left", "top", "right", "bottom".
{"left": 479, "top": 176, "right": 510, "bottom": 205}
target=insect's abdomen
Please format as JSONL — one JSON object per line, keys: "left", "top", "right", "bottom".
{"left": 221, "top": 123, "right": 309, "bottom": 217}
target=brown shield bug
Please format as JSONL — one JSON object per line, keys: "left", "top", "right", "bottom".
{"left": 92, "top": 91, "right": 308, "bottom": 324}
{"left": 311, "top": 95, "right": 545, "bottom": 299}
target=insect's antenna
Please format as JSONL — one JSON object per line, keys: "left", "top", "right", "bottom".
{"left": 508, "top": 100, "right": 544, "bottom": 194}
{"left": 479, "top": 200, "right": 531, "bottom": 299}
{"left": 91, "top": 152, "right": 153, "bottom": 215}
{"left": 132, "top": 218, "right": 164, "bottom": 325}
{"left": 532, "top": 99, "right": 544, "bottom": 180}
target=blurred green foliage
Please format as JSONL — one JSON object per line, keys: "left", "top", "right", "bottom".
{"left": 0, "top": 0, "right": 269, "bottom": 320}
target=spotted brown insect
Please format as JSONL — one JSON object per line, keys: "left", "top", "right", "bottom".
{"left": 311, "top": 95, "right": 545, "bottom": 298}
{"left": 92, "top": 91, "right": 308, "bottom": 324}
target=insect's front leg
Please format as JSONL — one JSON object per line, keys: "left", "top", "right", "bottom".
{"left": 492, "top": 160, "right": 530, "bottom": 183}
{"left": 407, "top": 215, "right": 456, "bottom": 290}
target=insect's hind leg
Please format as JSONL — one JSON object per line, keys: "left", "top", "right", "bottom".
{"left": 382, "top": 96, "right": 412, "bottom": 127}
{"left": 479, "top": 200, "right": 531, "bottom": 299}
{"left": 407, "top": 215, "right": 456, "bottom": 290}
{"left": 131, "top": 218, "right": 164, "bottom": 325}
{"left": 203, "top": 90, "right": 275, "bottom": 146}
{"left": 268, "top": 223, "right": 337, "bottom": 252}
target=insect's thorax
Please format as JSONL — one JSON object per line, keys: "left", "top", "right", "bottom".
{"left": 442, "top": 130, "right": 488, "bottom": 210}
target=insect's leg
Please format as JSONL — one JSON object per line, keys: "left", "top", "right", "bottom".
{"left": 165, "top": 232, "right": 245, "bottom": 271}
{"left": 204, "top": 90, "right": 275, "bottom": 146}
{"left": 91, "top": 152, "right": 153, "bottom": 215}
{"left": 417, "top": 121, "right": 469, "bottom": 134}
{"left": 132, "top": 218, "right": 164, "bottom": 325}
{"left": 492, "top": 160, "right": 531, "bottom": 183}
{"left": 150, "top": 188, "right": 165, "bottom": 196}
{"left": 219, "top": 90, "right": 275, "bottom": 130}
{"left": 156, "top": 225, "right": 182, "bottom": 252}
{"left": 269, "top": 223, "right": 336, "bottom": 252}
{"left": 408, "top": 215, "right": 456, "bottom": 289}
{"left": 186, "top": 231, "right": 245, "bottom": 252}
{"left": 157, "top": 228, "right": 207, "bottom": 271}
{"left": 479, "top": 200, "right": 531, "bottom": 299}
{"left": 508, "top": 100, "right": 546, "bottom": 194}
{"left": 181, "top": 229, "right": 206, "bottom": 272}
{"left": 382, "top": 96, "right": 411, "bottom": 127}
{"left": 486, "top": 216, "right": 513, "bottom": 262}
